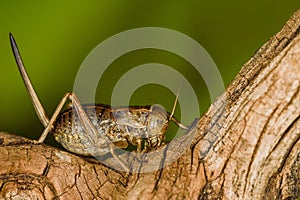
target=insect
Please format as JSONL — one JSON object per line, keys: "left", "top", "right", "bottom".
{"left": 9, "top": 33, "right": 187, "bottom": 172}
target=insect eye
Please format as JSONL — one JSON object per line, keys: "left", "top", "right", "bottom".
{"left": 156, "top": 119, "right": 163, "bottom": 124}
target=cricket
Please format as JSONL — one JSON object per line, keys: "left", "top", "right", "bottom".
{"left": 9, "top": 33, "right": 187, "bottom": 172}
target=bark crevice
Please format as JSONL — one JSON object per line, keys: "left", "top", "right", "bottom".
{"left": 1, "top": 9, "right": 300, "bottom": 200}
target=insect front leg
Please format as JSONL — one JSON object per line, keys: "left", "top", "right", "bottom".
{"left": 109, "top": 144, "right": 130, "bottom": 172}
{"left": 136, "top": 138, "right": 142, "bottom": 153}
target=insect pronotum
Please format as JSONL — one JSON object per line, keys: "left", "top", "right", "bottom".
{"left": 9, "top": 33, "right": 187, "bottom": 172}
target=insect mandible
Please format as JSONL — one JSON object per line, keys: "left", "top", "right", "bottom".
{"left": 9, "top": 33, "right": 187, "bottom": 172}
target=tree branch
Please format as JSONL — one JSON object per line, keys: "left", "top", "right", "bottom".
{"left": 1, "top": 10, "right": 300, "bottom": 200}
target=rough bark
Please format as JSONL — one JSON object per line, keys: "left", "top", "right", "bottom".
{"left": 1, "top": 10, "right": 300, "bottom": 200}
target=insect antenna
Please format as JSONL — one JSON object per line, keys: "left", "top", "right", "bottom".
{"left": 169, "top": 87, "right": 186, "bottom": 130}
{"left": 9, "top": 33, "right": 49, "bottom": 127}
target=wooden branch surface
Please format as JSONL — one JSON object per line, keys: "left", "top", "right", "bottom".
{"left": 1, "top": 10, "right": 300, "bottom": 200}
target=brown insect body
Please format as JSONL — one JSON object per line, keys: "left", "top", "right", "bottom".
{"left": 53, "top": 104, "right": 169, "bottom": 156}
{"left": 9, "top": 33, "right": 186, "bottom": 172}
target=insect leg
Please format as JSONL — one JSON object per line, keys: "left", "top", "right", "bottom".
{"left": 9, "top": 34, "right": 102, "bottom": 144}
{"left": 109, "top": 144, "right": 130, "bottom": 172}
{"left": 37, "top": 93, "right": 71, "bottom": 143}
{"left": 68, "top": 93, "right": 101, "bottom": 143}
{"left": 10, "top": 33, "right": 130, "bottom": 172}
{"left": 37, "top": 92, "right": 101, "bottom": 143}
{"left": 40, "top": 93, "right": 130, "bottom": 172}
{"left": 136, "top": 138, "right": 142, "bottom": 153}
{"left": 143, "top": 140, "right": 150, "bottom": 152}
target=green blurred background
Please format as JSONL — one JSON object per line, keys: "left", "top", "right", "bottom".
{"left": 0, "top": 1, "right": 299, "bottom": 147}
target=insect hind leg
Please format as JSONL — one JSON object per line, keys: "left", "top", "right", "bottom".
{"left": 37, "top": 93, "right": 72, "bottom": 143}
{"left": 38, "top": 92, "right": 101, "bottom": 144}
{"left": 38, "top": 92, "right": 131, "bottom": 172}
